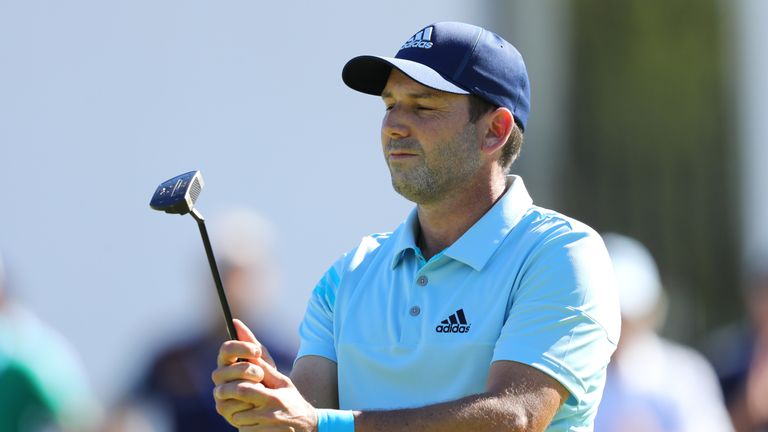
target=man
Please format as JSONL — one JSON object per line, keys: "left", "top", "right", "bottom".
{"left": 212, "top": 22, "right": 620, "bottom": 431}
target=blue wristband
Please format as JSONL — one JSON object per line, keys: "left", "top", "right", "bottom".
{"left": 316, "top": 408, "right": 355, "bottom": 432}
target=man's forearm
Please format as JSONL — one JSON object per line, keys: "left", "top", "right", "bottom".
{"left": 349, "top": 360, "right": 567, "bottom": 432}
{"left": 352, "top": 391, "right": 542, "bottom": 432}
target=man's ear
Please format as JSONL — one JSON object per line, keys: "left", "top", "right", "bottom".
{"left": 481, "top": 107, "right": 514, "bottom": 155}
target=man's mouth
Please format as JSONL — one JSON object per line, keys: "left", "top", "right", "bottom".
{"left": 389, "top": 151, "right": 418, "bottom": 160}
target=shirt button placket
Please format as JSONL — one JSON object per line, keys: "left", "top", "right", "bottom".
{"left": 403, "top": 273, "right": 427, "bottom": 345}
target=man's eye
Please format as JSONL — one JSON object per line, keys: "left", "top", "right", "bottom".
{"left": 384, "top": 105, "right": 394, "bottom": 111}
{"left": 417, "top": 106, "right": 434, "bottom": 111}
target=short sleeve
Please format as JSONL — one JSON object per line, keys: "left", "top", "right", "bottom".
{"left": 296, "top": 260, "right": 343, "bottom": 364}
{"left": 492, "top": 226, "right": 620, "bottom": 403}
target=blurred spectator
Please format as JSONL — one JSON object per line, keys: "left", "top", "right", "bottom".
{"left": 594, "top": 233, "right": 733, "bottom": 432}
{"left": 0, "top": 250, "right": 101, "bottom": 431}
{"left": 708, "top": 254, "right": 768, "bottom": 431}
{"left": 107, "top": 209, "right": 296, "bottom": 432}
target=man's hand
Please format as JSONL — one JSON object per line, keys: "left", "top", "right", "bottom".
{"left": 212, "top": 319, "right": 318, "bottom": 431}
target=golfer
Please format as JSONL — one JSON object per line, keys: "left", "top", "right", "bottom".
{"left": 212, "top": 21, "right": 620, "bottom": 432}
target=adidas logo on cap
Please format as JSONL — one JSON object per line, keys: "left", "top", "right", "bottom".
{"left": 435, "top": 308, "right": 471, "bottom": 333}
{"left": 400, "top": 26, "right": 433, "bottom": 50}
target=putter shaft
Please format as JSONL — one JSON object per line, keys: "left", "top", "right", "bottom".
{"left": 190, "top": 209, "right": 238, "bottom": 340}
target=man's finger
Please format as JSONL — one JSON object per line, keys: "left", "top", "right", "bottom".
{"left": 238, "top": 426, "right": 276, "bottom": 432}
{"left": 238, "top": 427, "right": 305, "bottom": 432}
{"left": 214, "top": 380, "right": 271, "bottom": 405}
{"left": 230, "top": 407, "right": 279, "bottom": 427}
{"left": 217, "top": 339, "right": 262, "bottom": 366}
{"left": 212, "top": 361, "right": 265, "bottom": 385}
{"left": 215, "top": 398, "right": 253, "bottom": 419}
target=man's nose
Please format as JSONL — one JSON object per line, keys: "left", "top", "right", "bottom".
{"left": 382, "top": 107, "right": 410, "bottom": 139}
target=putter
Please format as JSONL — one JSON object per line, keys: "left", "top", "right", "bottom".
{"left": 149, "top": 170, "right": 238, "bottom": 340}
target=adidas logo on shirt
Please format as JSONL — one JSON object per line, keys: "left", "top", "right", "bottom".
{"left": 435, "top": 308, "right": 471, "bottom": 333}
{"left": 401, "top": 26, "right": 434, "bottom": 50}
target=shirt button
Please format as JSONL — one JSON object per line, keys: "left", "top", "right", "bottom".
{"left": 417, "top": 275, "right": 428, "bottom": 286}
{"left": 409, "top": 306, "right": 421, "bottom": 316}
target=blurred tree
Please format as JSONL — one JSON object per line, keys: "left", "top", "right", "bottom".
{"left": 563, "top": 0, "right": 739, "bottom": 341}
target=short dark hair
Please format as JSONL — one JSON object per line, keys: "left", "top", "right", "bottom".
{"left": 467, "top": 95, "right": 524, "bottom": 171}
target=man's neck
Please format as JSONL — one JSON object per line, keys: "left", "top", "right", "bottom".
{"left": 416, "top": 174, "right": 508, "bottom": 261}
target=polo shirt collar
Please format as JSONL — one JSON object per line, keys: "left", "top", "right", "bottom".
{"left": 390, "top": 175, "right": 534, "bottom": 271}
{"left": 390, "top": 208, "right": 421, "bottom": 269}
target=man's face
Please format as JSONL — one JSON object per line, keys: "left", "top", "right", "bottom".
{"left": 380, "top": 69, "right": 484, "bottom": 204}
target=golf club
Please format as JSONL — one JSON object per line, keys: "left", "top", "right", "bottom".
{"left": 149, "top": 170, "right": 238, "bottom": 341}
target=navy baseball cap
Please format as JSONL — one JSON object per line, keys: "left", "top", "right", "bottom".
{"left": 342, "top": 21, "right": 531, "bottom": 131}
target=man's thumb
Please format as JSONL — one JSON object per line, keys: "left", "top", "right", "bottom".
{"left": 233, "top": 318, "right": 257, "bottom": 343}
{"left": 259, "top": 356, "right": 292, "bottom": 389}
{"left": 232, "top": 319, "right": 290, "bottom": 388}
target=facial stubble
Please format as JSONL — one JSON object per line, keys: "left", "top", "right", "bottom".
{"left": 386, "top": 122, "right": 483, "bottom": 205}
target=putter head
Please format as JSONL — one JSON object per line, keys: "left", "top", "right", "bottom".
{"left": 149, "top": 170, "right": 205, "bottom": 215}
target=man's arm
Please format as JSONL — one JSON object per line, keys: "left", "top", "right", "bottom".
{"left": 354, "top": 360, "right": 568, "bottom": 432}
{"left": 290, "top": 355, "right": 339, "bottom": 409}
{"left": 212, "top": 320, "right": 569, "bottom": 432}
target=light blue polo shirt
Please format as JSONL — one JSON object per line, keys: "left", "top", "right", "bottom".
{"left": 297, "top": 176, "right": 620, "bottom": 431}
